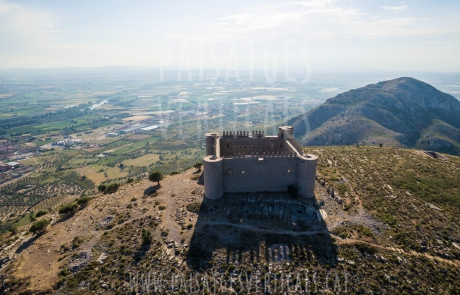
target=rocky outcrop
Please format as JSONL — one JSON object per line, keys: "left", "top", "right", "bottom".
{"left": 287, "top": 77, "right": 460, "bottom": 155}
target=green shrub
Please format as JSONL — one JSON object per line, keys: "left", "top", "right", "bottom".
{"left": 141, "top": 229, "right": 153, "bottom": 245}
{"left": 29, "top": 219, "right": 50, "bottom": 235}
{"left": 59, "top": 268, "right": 69, "bottom": 277}
{"left": 58, "top": 203, "right": 78, "bottom": 215}
{"left": 355, "top": 242, "right": 377, "bottom": 255}
{"left": 97, "top": 184, "right": 107, "bottom": 193}
{"left": 35, "top": 210, "right": 47, "bottom": 217}
{"left": 72, "top": 236, "right": 84, "bottom": 249}
{"left": 186, "top": 202, "right": 201, "bottom": 213}
{"left": 8, "top": 226, "right": 18, "bottom": 235}
{"left": 76, "top": 196, "right": 91, "bottom": 206}
{"left": 106, "top": 183, "right": 120, "bottom": 194}
{"left": 148, "top": 170, "right": 163, "bottom": 185}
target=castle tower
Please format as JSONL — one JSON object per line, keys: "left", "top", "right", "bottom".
{"left": 205, "top": 133, "right": 217, "bottom": 156}
{"left": 296, "top": 154, "right": 318, "bottom": 198}
{"left": 203, "top": 155, "right": 224, "bottom": 199}
{"left": 278, "top": 126, "right": 294, "bottom": 137}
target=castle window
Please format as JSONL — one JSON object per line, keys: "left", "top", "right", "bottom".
{"left": 228, "top": 169, "right": 232, "bottom": 175}
{"left": 288, "top": 169, "right": 291, "bottom": 173}
{"left": 242, "top": 170, "right": 245, "bottom": 174}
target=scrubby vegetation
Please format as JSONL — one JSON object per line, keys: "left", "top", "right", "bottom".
{"left": 35, "top": 210, "right": 47, "bottom": 217}
{"left": 58, "top": 203, "right": 79, "bottom": 215}
{"left": 2, "top": 147, "right": 460, "bottom": 295}
{"left": 149, "top": 170, "right": 163, "bottom": 185}
{"left": 194, "top": 162, "right": 203, "bottom": 170}
{"left": 186, "top": 202, "right": 201, "bottom": 213}
{"left": 97, "top": 183, "right": 120, "bottom": 194}
{"left": 313, "top": 146, "right": 460, "bottom": 258}
{"left": 29, "top": 219, "right": 50, "bottom": 235}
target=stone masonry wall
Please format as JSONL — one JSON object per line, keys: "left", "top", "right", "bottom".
{"left": 222, "top": 156, "right": 298, "bottom": 193}
{"left": 220, "top": 136, "right": 286, "bottom": 156}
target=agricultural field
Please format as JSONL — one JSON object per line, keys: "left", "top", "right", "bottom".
{"left": 121, "top": 154, "right": 160, "bottom": 167}
{"left": 75, "top": 166, "right": 106, "bottom": 184}
{"left": 0, "top": 71, "right": 325, "bottom": 243}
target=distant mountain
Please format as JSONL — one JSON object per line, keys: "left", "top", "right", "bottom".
{"left": 287, "top": 77, "right": 460, "bottom": 155}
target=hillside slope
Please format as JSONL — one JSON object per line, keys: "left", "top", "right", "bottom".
{"left": 0, "top": 147, "right": 459, "bottom": 294}
{"left": 288, "top": 77, "right": 460, "bottom": 155}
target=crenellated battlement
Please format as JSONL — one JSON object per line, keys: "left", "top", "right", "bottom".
{"left": 222, "top": 130, "right": 265, "bottom": 138}
{"left": 229, "top": 151, "right": 297, "bottom": 158}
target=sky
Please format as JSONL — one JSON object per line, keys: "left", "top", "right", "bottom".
{"left": 0, "top": 0, "right": 459, "bottom": 73}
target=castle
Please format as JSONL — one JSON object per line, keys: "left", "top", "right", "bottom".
{"left": 203, "top": 126, "right": 317, "bottom": 199}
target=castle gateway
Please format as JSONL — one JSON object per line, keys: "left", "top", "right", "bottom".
{"left": 203, "top": 126, "right": 317, "bottom": 199}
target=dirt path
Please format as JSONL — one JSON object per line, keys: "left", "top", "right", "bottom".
{"left": 333, "top": 235, "right": 460, "bottom": 266}
{"left": 198, "top": 220, "right": 329, "bottom": 236}
{"left": 164, "top": 188, "right": 181, "bottom": 243}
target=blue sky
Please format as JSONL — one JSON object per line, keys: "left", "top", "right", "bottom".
{"left": 0, "top": 0, "right": 459, "bottom": 72}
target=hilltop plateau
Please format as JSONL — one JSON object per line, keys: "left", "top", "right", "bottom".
{"left": 0, "top": 146, "right": 459, "bottom": 294}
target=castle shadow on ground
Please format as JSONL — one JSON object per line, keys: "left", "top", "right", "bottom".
{"left": 186, "top": 192, "right": 337, "bottom": 271}
{"left": 187, "top": 126, "right": 336, "bottom": 270}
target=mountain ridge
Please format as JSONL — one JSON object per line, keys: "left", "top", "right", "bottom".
{"left": 287, "top": 77, "right": 460, "bottom": 154}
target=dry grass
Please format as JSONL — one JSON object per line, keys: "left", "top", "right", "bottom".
{"left": 121, "top": 154, "right": 159, "bottom": 167}
{"left": 4, "top": 161, "right": 459, "bottom": 294}
{"left": 105, "top": 167, "right": 129, "bottom": 179}
{"left": 76, "top": 166, "right": 106, "bottom": 184}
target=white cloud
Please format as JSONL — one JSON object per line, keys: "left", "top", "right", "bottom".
{"left": 0, "top": 0, "right": 458, "bottom": 71}
{"left": 213, "top": 2, "right": 450, "bottom": 39}
{"left": 0, "top": 2, "right": 11, "bottom": 14}
{"left": 218, "top": 14, "right": 256, "bottom": 25}
{"left": 290, "top": 0, "right": 337, "bottom": 8}
{"left": 380, "top": 5, "right": 408, "bottom": 12}
{"left": 0, "top": 0, "right": 59, "bottom": 48}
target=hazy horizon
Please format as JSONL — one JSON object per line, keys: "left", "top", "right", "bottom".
{"left": 1, "top": 0, "right": 460, "bottom": 72}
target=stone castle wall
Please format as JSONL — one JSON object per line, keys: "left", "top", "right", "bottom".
{"left": 223, "top": 155, "right": 298, "bottom": 193}
{"left": 203, "top": 126, "right": 317, "bottom": 199}
{"left": 220, "top": 136, "right": 285, "bottom": 156}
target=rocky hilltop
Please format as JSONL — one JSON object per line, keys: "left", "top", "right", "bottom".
{"left": 288, "top": 77, "right": 460, "bottom": 155}
{"left": 1, "top": 147, "right": 460, "bottom": 294}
